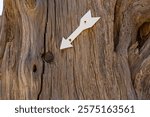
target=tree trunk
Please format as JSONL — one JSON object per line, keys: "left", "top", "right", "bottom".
{"left": 0, "top": 0, "right": 150, "bottom": 100}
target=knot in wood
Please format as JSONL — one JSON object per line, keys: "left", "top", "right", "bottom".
{"left": 42, "top": 52, "right": 54, "bottom": 63}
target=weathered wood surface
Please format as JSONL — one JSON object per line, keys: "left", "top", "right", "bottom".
{"left": 0, "top": 0, "right": 150, "bottom": 99}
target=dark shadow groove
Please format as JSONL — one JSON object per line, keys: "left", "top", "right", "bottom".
{"left": 37, "top": 0, "right": 49, "bottom": 100}
{"left": 113, "top": 0, "right": 121, "bottom": 52}
{"left": 137, "top": 22, "right": 150, "bottom": 50}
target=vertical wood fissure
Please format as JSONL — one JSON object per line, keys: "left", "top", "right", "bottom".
{"left": 37, "top": 0, "right": 49, "bottom": 99}
{"left": 113, "top": 0, "right": 120, "bottom": 52}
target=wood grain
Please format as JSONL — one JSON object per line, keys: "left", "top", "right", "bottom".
{"left": 0, "top": 0, "right": 150, "bottom": 99}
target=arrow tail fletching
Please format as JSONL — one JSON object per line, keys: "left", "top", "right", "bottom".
{"left": 90, "top": 17, "right": 101, "bottom": 26}
{"left": 80, "top": 10, "right": 100, "bottom": 29}
{"left": 81, "top": 10, "right": 92, "bottom": 20}
{"left": 80, "top": 10, "right": 92, "bottom": 22}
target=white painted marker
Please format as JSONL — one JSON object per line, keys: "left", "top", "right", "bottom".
{"left": 60, "top": 10, "right": 100, "bottom": 50}
{"left": 0, "top": 0, "right": 3, "bottom": 16}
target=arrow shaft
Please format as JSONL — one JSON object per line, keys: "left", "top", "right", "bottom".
{"left": 67, "top": 26, "right": 83, "bottom": 42}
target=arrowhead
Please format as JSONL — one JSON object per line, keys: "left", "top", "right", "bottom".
{"left": 60, "top": 38, "right": 73, "bottom": 50}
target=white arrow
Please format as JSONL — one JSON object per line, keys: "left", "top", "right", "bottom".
{"left": 60, "top": 10, "right": 100, "bottom": 50}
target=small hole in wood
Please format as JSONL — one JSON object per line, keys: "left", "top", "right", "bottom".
{"left": 84, "top": 21, "right": 87, "bottom": 23}
{"left": 33, "top": 64, "right": 37, "bottom": 72}
{"left": 69, "top": 39, "right": 72, "bottom": 42}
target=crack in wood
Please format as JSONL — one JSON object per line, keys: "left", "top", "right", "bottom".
{"left": 37, "top": 0, "right": 49, "bottom": 100}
